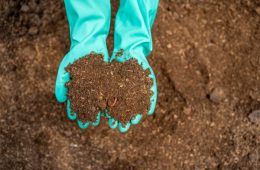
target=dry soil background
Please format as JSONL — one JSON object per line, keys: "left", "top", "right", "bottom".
{"left": 0, "top": 0, "right": 260, "bottom": 169}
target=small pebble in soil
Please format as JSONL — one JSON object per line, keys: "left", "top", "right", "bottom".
{"left": 167, "top": 43, "right": 172, "bottom": 49}
{"left": 28, "top": 27, "right": 39, "bottom": 35}
{"left": 166, "top": 30, "right": 173, "bottom": 35}
{"left": 248, "top": 110, "right": 260, "bottom": 125}
{"left": 209, "top": 87, "right": 226, "bottom": 103}
{"left": 255, "top": 7, "right": 260, "bottom": 15}
{"left": 0, "top": 43, "right": 5, "bottom": 53}
{"left": 20, "top": 4, "right": 30, "bottom": 12}
{"left": 64, "top": 131, "right": 72, "bottom": 137}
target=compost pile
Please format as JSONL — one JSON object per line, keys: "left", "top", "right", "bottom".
{"left": 0, "top": 0, "right": 259, "bottom": 169}
{"left": 66, "top": 54, "right": 152, "bottom": 124}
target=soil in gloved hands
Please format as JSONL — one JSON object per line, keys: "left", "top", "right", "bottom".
{"left": 66, "top": 54, "right": 152, "bottom": 124}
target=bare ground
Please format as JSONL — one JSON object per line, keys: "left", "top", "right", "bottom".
{"left": 0, "top": 0, "right": 260, "bottom": 169}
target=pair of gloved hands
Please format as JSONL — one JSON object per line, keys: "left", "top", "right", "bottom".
{"left": 55, "top": 0, "right": 159, "bottom": 133}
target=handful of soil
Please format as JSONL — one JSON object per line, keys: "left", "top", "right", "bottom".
{"left": 66, "top": 54, "right": 152, "bottom": 124}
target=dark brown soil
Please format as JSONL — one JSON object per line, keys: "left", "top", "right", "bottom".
{"left": 66, "top": 54, "right": 152, "bottom": 123}
{"left": 0, "top": 0, "right": 260, "bottom": 170}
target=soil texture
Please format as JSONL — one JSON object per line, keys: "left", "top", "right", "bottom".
{"left": 66, "top": 54, "right": 152, "bottom": 124}
{"left": 0, "top": 0, "right": 260, "bottom": 169}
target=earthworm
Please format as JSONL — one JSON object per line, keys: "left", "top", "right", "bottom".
{"left": 110, "top": 97, "right": 118, "bottom": 107}
{"left": 106, "top": 96, "right": 117, "bottom": 107}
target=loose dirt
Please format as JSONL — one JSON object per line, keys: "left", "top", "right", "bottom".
{"left": 66, "top": 54, "right": 152, "bottom": 124}
{"left": 0, "top": 0, "right": 259, "bottom": 169}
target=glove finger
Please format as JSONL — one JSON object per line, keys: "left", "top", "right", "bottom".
{"left": 147, "top": 68, "right": 157, "bottom": 115}
{"left": 55, "top": 52, "right": 74, "bottom": 103}
{"left": 118, "top": 122, "right": 131, "bottom": 133}
{"left": 77, "top": 119, "right": 90, "bottom": 129}
{"left": 130, "top": 114, "right": 142, "bottom": 125}
{"left": 67, "top": 100, "right": 77, "bottom": 120}
{"left": 108, "top": 117, "right": 118, "bottom": 129}
{"left": 92, "top": 112, "right": 101, "bottom": 127}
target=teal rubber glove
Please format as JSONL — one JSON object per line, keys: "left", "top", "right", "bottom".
{"left": 108, "top": 0, "right": 159, "bottom": 132}
{"left": 55, "top": 0, "right": 111, "bottom": 128}
{"left": 55, "top": 0, "right": 159, "bottom": 132}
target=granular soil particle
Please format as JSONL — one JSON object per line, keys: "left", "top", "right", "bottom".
{"left": 66, "top": 54, "right": 152, "bottom": 124}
